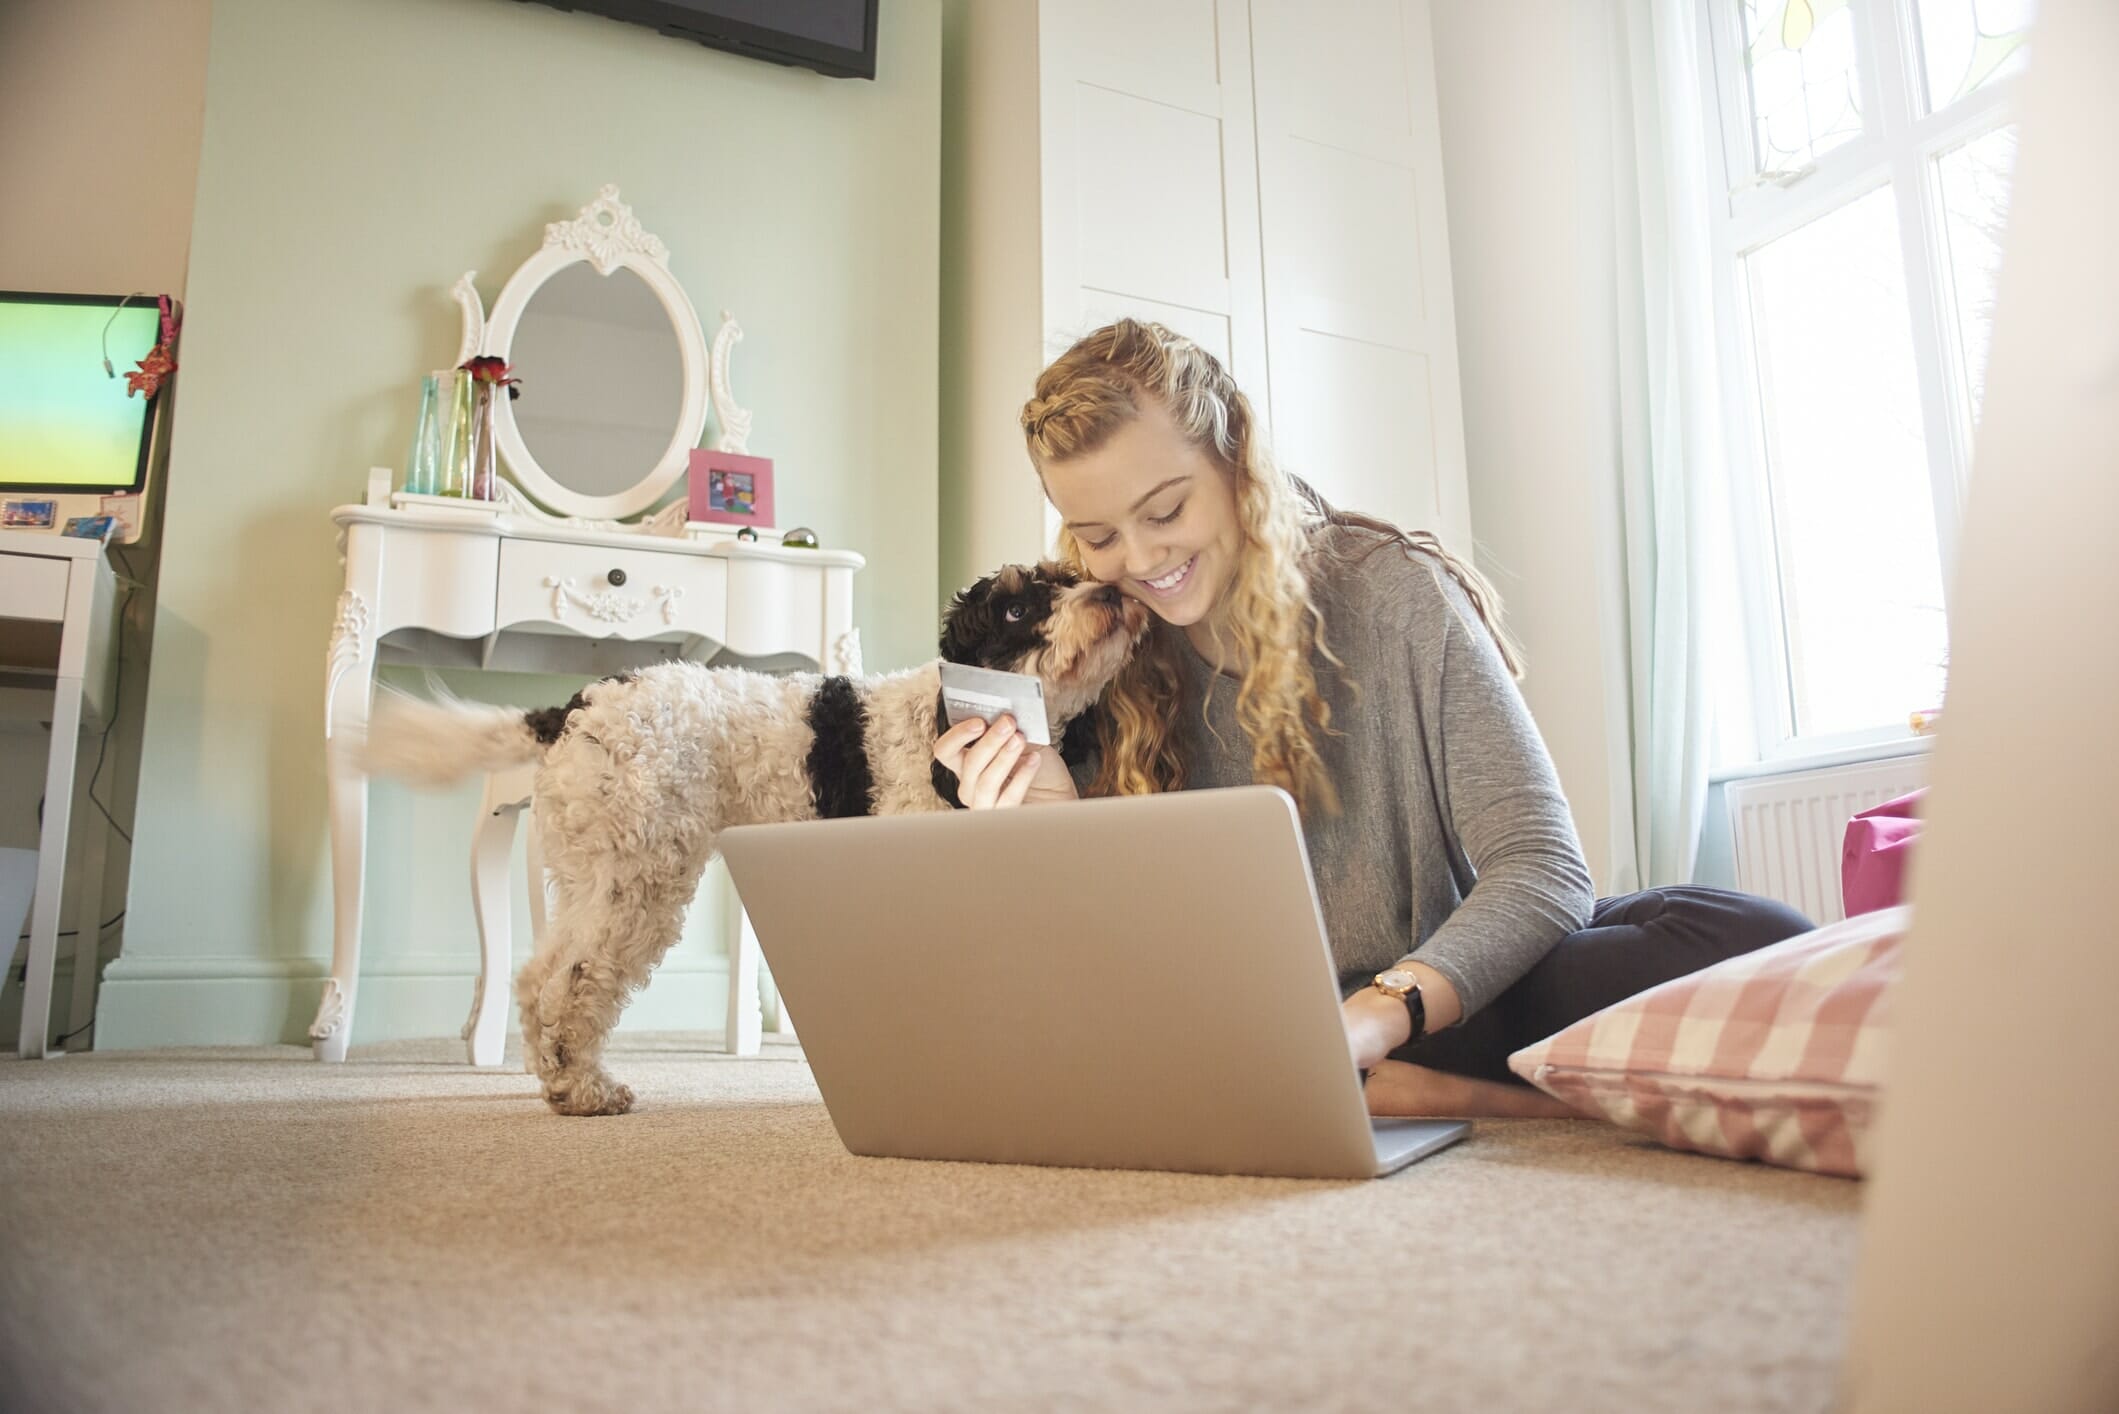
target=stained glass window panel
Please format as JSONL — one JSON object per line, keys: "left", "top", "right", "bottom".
{"left": 1914, "top": 0, "right": 2036, "bottom": 113}
{"left": 1740, "top": 0, "right": 1863, "bottom": 178}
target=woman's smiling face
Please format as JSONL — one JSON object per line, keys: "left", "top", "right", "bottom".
{"left": 1038, "top": 397, "right": 1244, "bottom": 631}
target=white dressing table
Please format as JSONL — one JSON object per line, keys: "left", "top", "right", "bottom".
{"left": 316, "top": 186, "right": 860, "bottom": 1063}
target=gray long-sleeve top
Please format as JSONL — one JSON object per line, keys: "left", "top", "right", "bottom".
{"left": 1097, "top": 522, "right": 1596, "bottom": 1020}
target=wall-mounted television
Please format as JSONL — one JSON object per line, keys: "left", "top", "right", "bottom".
{"left": 516, "top": 0, "right": 879, "bottom": 79}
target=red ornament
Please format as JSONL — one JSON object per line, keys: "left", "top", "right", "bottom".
{"left": 126, "top": 346, "right": 175, "bottom": 398}
{"left": 123, "top": 296, "right": 181, "bottom": 399}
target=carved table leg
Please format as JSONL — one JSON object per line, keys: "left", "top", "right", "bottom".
{"left": 723, "top": 897, "right": 762, "bottom": 1056}
{"left": 316, "top": 587, "right": 374, "bottom": 1062}
{"left": 467, "top": 767, "right": 532, "bottom": 1067}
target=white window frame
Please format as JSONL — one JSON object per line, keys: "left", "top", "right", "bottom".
{"left": 1697, "top": 0, "right": 2020, "bottom": 765}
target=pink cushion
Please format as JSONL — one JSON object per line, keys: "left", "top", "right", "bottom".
{"left": 1506, "top": 907, "right": 1910, "bottom": 1177}
{"left": 1842, "top": 789, "right": 1926, "bottom": 917}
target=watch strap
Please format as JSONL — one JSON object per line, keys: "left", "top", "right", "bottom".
{"left": 1399, "top": 982, "right": 1426, "bottom": 1048}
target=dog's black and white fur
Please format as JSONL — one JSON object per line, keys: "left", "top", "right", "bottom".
{"left": 361, "top": 563, "right": 1145, "bottom": 1115}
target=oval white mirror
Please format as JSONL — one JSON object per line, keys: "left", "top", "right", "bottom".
{"left": 508, "top": 264, "right": 685, "bottom": 501}
{"left": 472, "top": 187, "right": 708, "bottom": 522}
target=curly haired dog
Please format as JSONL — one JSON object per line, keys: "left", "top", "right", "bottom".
{"left": 361, "top": 563, "right": 1146, "bottom": 1115}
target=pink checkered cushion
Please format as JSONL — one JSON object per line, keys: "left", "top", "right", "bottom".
{"left": 1506, "top": 906, "right": 1911, "bottom": 1177}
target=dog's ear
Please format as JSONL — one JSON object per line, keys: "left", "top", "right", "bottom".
{"left": 938, "top": 576, "right": 993, "bottom": 665}
{"left": 930, "top": 689, "right": 967, "bottom": 808}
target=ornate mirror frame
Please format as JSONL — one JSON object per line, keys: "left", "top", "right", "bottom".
{"left": 450, "top": 185, "right": 709, "bottom": 524}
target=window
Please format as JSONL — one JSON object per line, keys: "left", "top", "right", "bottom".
{"left": 1699, "top": 0, "right": 2033, "bottom": 762}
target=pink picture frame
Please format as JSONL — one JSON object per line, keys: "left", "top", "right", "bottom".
{"left": 688, "top": 450, "right": 775, "bottom": 528}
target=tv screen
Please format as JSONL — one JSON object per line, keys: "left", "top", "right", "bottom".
{"left": 0, "top": 292, "right": 163, "bottom": 496}
{"left": 518, "top": 0, "right": 879, "bottom": 79}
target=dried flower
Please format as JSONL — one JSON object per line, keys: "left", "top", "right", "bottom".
{"left": 460, "top": 355, "right": 524, "bottom": 400}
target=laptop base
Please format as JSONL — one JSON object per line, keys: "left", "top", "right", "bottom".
{"left": 1371, "top": 1118, "right": 1471, "bottom": 1176}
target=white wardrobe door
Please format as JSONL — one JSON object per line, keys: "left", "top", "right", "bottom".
{"left": 1038, "top": 0, "right": 1271, "bottom": 394}
{"left": 1249, "top": 0, "right": 1473, "bottom": 553}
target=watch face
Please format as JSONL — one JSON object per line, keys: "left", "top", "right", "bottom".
{"left": 1377, "top": 969, "right": 1415, "bottom": 991}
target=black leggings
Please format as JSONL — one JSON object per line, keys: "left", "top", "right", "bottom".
{"left": 1384, "top": 886, "right": 1816, "bottom": 1086}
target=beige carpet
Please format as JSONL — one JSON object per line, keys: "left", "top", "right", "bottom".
{"left": 0, "top": 1033, "right": 1863, "bottom": 1413}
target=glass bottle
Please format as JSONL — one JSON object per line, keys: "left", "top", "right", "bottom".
{"left": 403, "top": 371, "right": 447, "bottom": 496}
{"left": 439, "top": 367, "right": 474, "bottom": 497}
{"left": 469, "top": 379, "right": 499, "bottom": 501}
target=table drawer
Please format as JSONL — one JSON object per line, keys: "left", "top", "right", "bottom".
{"left": 496, "top": 538, "right": 726, "bottom": 640}
{"left": 0, "top": 552, "right": 70, "bottom": 623}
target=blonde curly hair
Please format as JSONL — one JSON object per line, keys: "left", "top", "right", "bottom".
{"left": 1021, "top": 319, "right": 1522, "bottom": 815}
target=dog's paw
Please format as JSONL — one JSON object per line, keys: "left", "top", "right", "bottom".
{"left": 544, "top": 1074, "right": 635, "bottom": 1117}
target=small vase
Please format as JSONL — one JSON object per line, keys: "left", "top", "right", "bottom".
{"left": 439, "top": 368, "right": 474, "bottom": 497}
{"left": 468, "top": 381, "right": 499, "bottom": 502}
{"left": 404, "top": 371, "right": 446, "bottom": 496}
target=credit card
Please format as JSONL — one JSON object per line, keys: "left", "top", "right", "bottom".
{"left": 938, "top": 662, "right": 1051, "bottom": 746}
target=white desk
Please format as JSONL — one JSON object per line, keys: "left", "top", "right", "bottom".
{"left": 320, "top": 495, "right": 863, "bottom": 1064}
{"left": 0, "top": 527, "right": 119, "bottom": 1059}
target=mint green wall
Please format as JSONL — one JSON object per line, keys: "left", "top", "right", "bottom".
{"left": 99, "top": 0, "right": 940, "bottom": 1048}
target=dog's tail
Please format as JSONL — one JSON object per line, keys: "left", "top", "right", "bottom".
{"left": 360, "top": 685, "right": 546, "bottom": 786}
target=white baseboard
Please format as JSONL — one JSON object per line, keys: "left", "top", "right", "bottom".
{"left": 93, "top": 950, "right": 742, "bottom": 1050}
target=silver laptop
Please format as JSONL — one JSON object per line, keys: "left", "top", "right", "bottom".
{"left": 717, "top": 785, "right": 1469, "bottom": 1180}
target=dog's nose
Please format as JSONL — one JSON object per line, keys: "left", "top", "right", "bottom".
{"left": 1094, "top": 583, "right": 1123, "bottom": 606}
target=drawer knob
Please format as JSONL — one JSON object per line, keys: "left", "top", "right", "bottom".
{"left": 606, "top": 567, "right": 628, "bottom": 587}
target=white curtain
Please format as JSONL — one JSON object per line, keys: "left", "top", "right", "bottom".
{"left": 1603, "top": 0, "right": 1727, "bottom": 889}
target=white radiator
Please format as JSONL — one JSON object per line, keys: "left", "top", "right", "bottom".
{"left": 1724, "top": 755, "right": 1930, "bottom": 924}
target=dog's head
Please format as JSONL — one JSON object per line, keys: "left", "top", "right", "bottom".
{"left": 939, "top": 561, "right": 1149, "bottom": 725}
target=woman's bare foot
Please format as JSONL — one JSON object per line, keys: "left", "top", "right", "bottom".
{"left": 1363, "top": 1059, "right": 1582, "bottom": 1119}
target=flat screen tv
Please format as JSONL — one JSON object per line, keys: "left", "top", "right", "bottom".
{"left": 0, "top": 291, "right": 165, "bottom": 497}
{"left": 517, "top": 0, "right": 879, "bottom": 79}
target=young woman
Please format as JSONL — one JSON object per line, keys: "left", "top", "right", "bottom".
{"left": 935, "top": 319, "right": 1811, "bottom": 1119}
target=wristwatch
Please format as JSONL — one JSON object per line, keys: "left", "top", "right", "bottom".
{"left": 1371, "top": 967, "right": 1427, "bottom": 1049}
